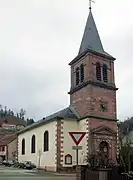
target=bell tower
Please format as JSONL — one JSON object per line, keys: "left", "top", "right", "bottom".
{"left": 68, "top": 7, "right": 118, "bottom": 161}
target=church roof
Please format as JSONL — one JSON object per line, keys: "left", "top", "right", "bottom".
{"left": 79, "top": 10, "right": 104, "bottom": 55}
{"left": 44, "top": 106, "right": 78, "bottom": 120}
{"left": 18, "top": 106, "right": 79, "bottom": 134}
{"left": 69, "top": 10, "right": 115, "bottom": 65}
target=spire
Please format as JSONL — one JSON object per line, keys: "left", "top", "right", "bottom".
{"left": 78, "top": 9, "right": 104, "bottom": 55}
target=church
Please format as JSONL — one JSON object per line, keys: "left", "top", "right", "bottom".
{"left": 18, "top": 6, "right": 118, "bottom": 172}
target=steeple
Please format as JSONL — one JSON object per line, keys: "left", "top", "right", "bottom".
{"left": 79, "top": 10, "right": 104, "bottom": 55}
{"left": 78, "top": 9, "right": 114, "bottom": 59}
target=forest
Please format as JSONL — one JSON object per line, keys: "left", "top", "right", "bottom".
{"left": 120, "top": 117, "right": 133, "bottom": 135}
{"left": 0, "top": 105, "right": 35, "bottom": 126}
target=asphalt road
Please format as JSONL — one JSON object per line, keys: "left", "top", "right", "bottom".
{"left": 0, "top": 166, "right": 76, "bottom": 180}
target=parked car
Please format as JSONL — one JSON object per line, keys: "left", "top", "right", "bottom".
{"left": 2, "top": 160, "right": 8, "bottom": 166}
{"left": 8, "top": 161, "right": 15, "bottom": 166}
{"left": 18, "top": 161, "right": 36, "bottom": 170}
{"left": 18, "top": 162, "right": 25, "bottom": 169}
{"left": 24, "top": 161, "right": 36, "bottom": 170}
{"left": 3, "top": 160, "right": 15, "bottom": 167}
{"left": 13, "top": 161, "right": 20, "bottom": 168}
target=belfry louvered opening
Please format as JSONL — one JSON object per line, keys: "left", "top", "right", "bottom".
{"left": 80, "top": 64, "right": 84, "bottom": 83}
{"left": 96, "top": 62, "right": 101, "bottom": 81}
{"left": 103, "top": 64, "right": 108, "bottom": 82}
{"left": 76, "top": 67, "right": 80, "bottom": 85}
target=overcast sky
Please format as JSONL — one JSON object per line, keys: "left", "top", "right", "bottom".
{"left": 0, "top": 0, "right": 132, "bottom": 121}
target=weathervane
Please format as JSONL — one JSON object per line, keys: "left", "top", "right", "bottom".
{"left": 89, "top": 0, "right": 95, "bottom": 10}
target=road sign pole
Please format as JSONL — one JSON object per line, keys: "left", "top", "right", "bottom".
{"left": 76, "top": 148, "right": 78, "bottom": 166}
{"left": 69, "top": 131, "right": 86, "bottom": 167}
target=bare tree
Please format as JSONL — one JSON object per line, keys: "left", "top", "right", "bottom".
{"left": 19, "top": 108, "right": 26, "bottom": 119}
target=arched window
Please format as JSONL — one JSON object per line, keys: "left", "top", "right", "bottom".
{"left": 31, "top": 135, "right": 36, "bottom": 153}
{"left": 44, "top": 131, "right": 49, "bottom": 152}
{"left": 96, "top": 62, "right": 101, "bottom": 81}
{"left": 80, "top": 64, "right": 84, "bottom": 83}
{"left": 103, "top": 64, "right": 108, "bottom": 82}
{"left": 76, "top": 67, "right": 80, "bottom": 85}
{"left": 22, "top": 138, "right": 25, "bottom": 155}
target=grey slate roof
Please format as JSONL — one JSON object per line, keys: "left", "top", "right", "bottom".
{"left": 18, "top": 106, "right": 79, "bottom": 134}
{"left": 78, "top": 10, "right": 114, "bottom": 58}
{"left": 44, "top": 106, "right": 78, "bottom": 120}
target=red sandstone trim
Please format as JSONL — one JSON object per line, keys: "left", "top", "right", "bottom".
{"left": 86, "top": 119, "right": 89, "bottom": 156}
{"left": 56, "top": 120, "right": 64, "bottom": 172}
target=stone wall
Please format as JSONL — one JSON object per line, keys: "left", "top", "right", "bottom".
{"left": 76, "top": 166, "right": 119, "bottom": 180}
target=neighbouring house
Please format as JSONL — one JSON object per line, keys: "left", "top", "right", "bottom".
{"left": 0, "top": 133, "right": 18, "bottom": 162}
{"left": 17, "top": 6, "right": 118, "bottom": 172}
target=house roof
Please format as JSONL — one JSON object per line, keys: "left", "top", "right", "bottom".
{"left": 0, "top": 129, "right": 15, "bottom": 137}
{"left": 78, "top": 10, "right": 115, "bottom": 59}
{"left": 0, "top": 133, "right": 17, "bottom": 146}
{"left": 18, "top": 106, "right": 79, "bottom": 135}
{"left": 0, "top": 116, "right": 26, "bottom": 126}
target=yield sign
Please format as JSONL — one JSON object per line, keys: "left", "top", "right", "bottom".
{"left": 69, "top": 132, "right": 86, "bottom": 145}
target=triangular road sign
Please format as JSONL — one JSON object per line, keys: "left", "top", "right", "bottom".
{"left": 69, "top": 132, "right": 86, "bottom": 145}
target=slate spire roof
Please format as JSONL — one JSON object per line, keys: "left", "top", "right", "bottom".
{"left": 78, "top": 9, "right": 114, "bottom": 59}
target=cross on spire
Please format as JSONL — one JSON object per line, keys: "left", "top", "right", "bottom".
{"left": 89, "top": 0, "right": 95, "bottom": 10}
